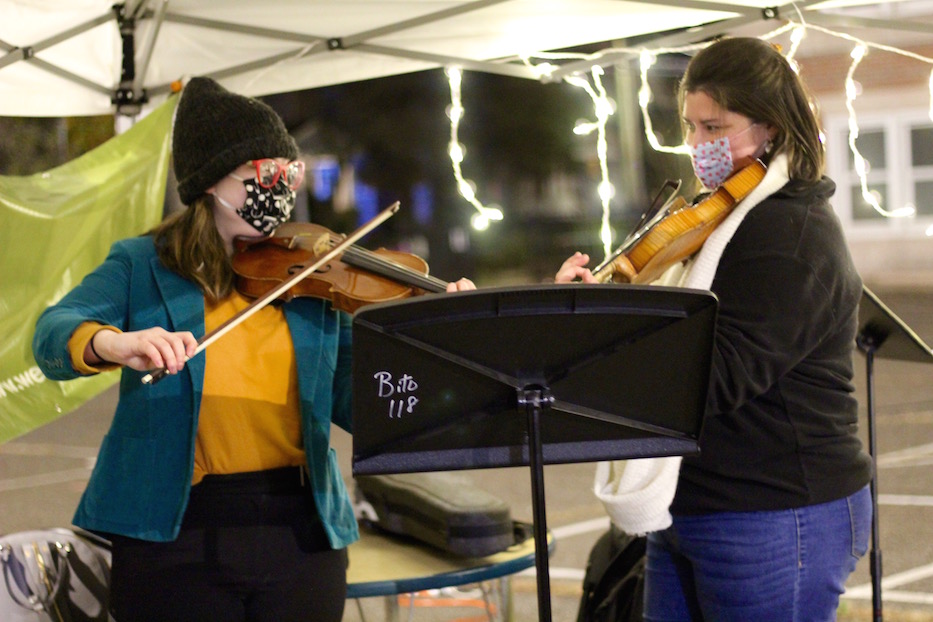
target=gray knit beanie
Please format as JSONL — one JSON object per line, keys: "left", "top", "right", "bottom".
{"left": 172, "top": 77, "right": 299, "bottom": 205}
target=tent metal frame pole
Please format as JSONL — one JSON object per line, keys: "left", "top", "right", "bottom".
{"left": 804, "top": 12, "right": 933, "bottom": 35}
{"left": 2, "top": 55, "right": 111, "bottom": 95}
{"left": 162, "top": 13, "right": 327, "bottom": 44}
{"left": 342, "top": 0, "right": 513, "bottom": 47}
{"left": 2, "top": 0, "right": 930, "bottom": 117}
{"left": 160, "top": 7, "right": 537, "bottom": 81}
{"left": 133, "top": 0, "right": 168, "bottom": 103}
{"left": 544, "top": 0, "right": 826, "bottom": 82}
{"left": 0, "top": 12, "right": 111, "bottom": 71}
{"left": 352, "top": 43, "right": 537, "bottom": 79}
{"left": 143, "top": 46, "right": 327, "bottom": 101}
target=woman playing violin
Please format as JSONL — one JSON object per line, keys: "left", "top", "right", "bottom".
{"left": 32, "top": 76, "right": 473, "bottom": 622}
{"left": 558, "top": 37, "right": 871, "bottom": 621}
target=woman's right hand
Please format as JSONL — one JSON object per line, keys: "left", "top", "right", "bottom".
{"left": 555, "top": 252, "right": 598, "bottom": 284}
{"left": 87, "top": 327, "right": 198, "bottom": 374}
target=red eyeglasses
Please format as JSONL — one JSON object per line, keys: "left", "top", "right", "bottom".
{"left": 250, "top": 159, "right": 305, "bottom": 190}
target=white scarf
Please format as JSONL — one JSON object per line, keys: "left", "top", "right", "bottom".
{"left": 593, "top": 155, "right": 790, "bottom": 536}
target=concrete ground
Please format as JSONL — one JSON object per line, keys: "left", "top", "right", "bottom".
{"left": 2, "top": 284, "right": 932, "bottom": 621}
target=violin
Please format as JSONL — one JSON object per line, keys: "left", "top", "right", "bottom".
{"left": 593, "top": 160, "right": 767, "bottom": 284}
{"left": 144, "top": 203, "right": 440, "bottom": 384}
{"left": 233, "top": 221, "right": 447, "bottom": 314}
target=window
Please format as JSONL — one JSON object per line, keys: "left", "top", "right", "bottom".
{"left": 846, "top": 128, "right": 887, "bottom": 222}
{"left": 826, "top": 111, "right": 933, "bottom": 232}
{"left": 911, "top": 125, "right": 933, "bottom": 217}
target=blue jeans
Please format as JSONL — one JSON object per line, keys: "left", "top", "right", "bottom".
{"left": 644, "top": 485, "right": 871, "bottom": 622}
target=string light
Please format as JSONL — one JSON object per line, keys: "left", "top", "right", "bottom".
{"left": 628, "top": 23, "right": 932, "bottom": 226}
{"left": 844, "top": 43, "right": 914, "bottom": 218}
{"left": 929, "top": 68, "right": 933, "bottom": 122}
{"left": 565, "top": 67, "right": 616, "bottom": 257}
{"left": 639, "top": 50, "right": 689, "bottom": 156}
{"left": 787, "top": 25, "right": 806, "bottom": 63}
{"left": 445, "top": 66, "right": 503, "bottom": 229}
{"left": 774, "top": 21, "right": 933, "bottom": 219}
{"left": 446, "top": 19, "right": 933, "bottom": 245}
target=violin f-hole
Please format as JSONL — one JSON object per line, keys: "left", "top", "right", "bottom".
{"left": 287, "top": 263, "right": 331, "bottom": 275}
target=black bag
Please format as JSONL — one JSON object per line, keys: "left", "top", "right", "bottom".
{"left": 354, "top": 472, "right": 515, "bottom": 557}
{"left": 0, "top": 528, "right": 113, "bottom": 622}
{"left": 577, "top": 525, "right": 646, "bottom": 622}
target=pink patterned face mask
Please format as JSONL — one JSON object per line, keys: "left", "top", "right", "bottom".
{"left": 690, "top": 136, "right": 734, "bottom": 189}
{"left": 689, "top": 123, "right": 762, "bottom": 189}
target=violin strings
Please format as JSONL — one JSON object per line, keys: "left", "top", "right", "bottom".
{"left": 324, "top": 233, "right": 449, "bottom": 291}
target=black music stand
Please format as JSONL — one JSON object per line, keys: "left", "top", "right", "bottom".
{"left": 351, "top": 284, "right": 718, "bottom": 622}
{"left": 856, "top": 286, "right": 933, "bottom": 622}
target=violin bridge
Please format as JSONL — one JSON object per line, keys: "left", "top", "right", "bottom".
{"left": 312, "top": 234, "right": 333, "bottom": 256}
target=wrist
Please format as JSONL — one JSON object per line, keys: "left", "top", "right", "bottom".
{"left": 89, "top": 331, "right": 110, "bottom": 363}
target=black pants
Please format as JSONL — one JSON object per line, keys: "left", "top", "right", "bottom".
{"left": 109, "top": 467, "right": 348, "bottom": 622}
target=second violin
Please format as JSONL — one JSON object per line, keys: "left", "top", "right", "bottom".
{"left": 593, "top": 160, "right": 767, "bottom": 285}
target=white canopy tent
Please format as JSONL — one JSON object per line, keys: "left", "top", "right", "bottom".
{"left": 1, "top": 7, "right": 931, "bottom": 618}
{"left": 2, "top": 0, "right": 930, "bottom": 118}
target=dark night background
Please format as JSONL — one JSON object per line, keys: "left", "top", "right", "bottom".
{"left": 0, "top": 53, "right": 693, "bottom": 286}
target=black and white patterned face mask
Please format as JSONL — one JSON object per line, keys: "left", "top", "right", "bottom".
{"left": 215, "top": 173, "right": 296, "bottom": 235}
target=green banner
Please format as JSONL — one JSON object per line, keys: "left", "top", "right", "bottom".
{"left": 0, "top": 97, "right": 177, "bottom": 445}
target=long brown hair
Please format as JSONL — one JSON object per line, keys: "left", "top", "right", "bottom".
{"left": 678, "top": 37, "right": 824, "bottom": 183}
{"left": 149, "top": 196, "right": 233, "bottom": 302}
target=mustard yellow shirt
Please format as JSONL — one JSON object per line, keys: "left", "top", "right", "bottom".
{"left": 194, "top": 292, "right": 304, "bottom": 483}
{"left": 68, "top": 291, "right": 305, "bottom": 485}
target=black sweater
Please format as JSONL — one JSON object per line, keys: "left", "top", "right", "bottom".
{"left": 671, "top": 177, "right": 873, "bottom": 515}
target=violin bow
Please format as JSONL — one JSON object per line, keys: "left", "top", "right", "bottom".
{"left": 141, "top": 201, "right": 400, "bottom": 385}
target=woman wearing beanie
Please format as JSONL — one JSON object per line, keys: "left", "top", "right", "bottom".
{"left": 32, "top": 76, "right": 474, "bottom": 622}
{"left": 557, "top": 38, "right": 871, "bottom": 620}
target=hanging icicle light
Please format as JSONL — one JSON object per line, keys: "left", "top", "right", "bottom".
{"left": 639, "top": 49, "right": 690, "bottom": 156}
{"left": 786, "top": 25, "right": 805, "bottom": 69}
{"left": 845, "top": 44, "right": 914, "bottom": 218}
{"left": 565, "top": 67, "right": 616, "bottom": 257}
{"left": 445, "top": 66, "right": 504, "bottom": 229}
{"left": 929, "top": 69, "right": 933, "bottom": 122}
{"left": 511, "top": 19, "right": 933, "bottom": 252}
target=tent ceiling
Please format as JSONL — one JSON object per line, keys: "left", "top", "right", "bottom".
{"left": 1, "top": 0, "right": 930, "bottom": 117}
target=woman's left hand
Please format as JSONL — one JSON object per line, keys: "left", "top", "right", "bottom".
{"left": 446, "top": 277, "right": 476, "bottom": 292}
{"left": 556, "top": 252, "right": 597, "bottom": 284}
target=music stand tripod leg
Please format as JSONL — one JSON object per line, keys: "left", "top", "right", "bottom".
{"left": 858, "top": 339, "right": 883, "bottom": 622}
{"left": 518, "top": 387, "right": 554, "bottom": 622}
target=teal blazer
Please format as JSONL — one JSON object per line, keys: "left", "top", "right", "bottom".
{"left": 33, "top": 237, "right": 359, "bottom": 546}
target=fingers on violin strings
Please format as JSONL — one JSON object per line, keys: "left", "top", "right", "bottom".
{"left": 570, "top": 251, "right": 590, "bottom": 265}
{"left": 556, "top": 254, "right": 589, "bottom": 283}
{"left": 447, "top": 277, "right": 475, "bottom": 292}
